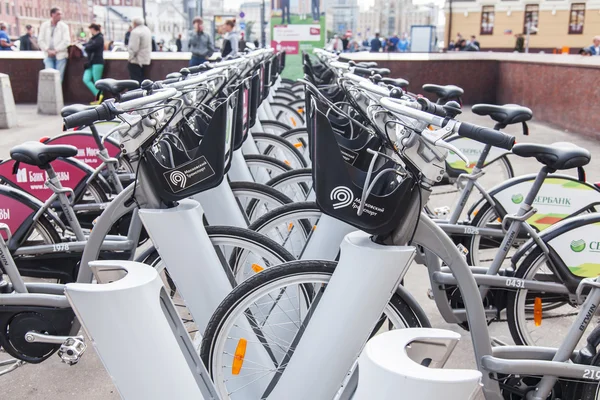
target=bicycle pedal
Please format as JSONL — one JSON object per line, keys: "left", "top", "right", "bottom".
{"left": 58, "top": 337, "right": 87, "bottom": 365}
{"left": 433, "top": 206, "right": 451, "bottom": 217}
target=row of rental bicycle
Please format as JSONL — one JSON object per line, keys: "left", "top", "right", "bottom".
{"left": 1, "top": 47, "right": 600, "bottom": 399}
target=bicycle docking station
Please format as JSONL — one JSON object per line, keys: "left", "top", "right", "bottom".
{"left": 65, "top": 260, "right": 220, "bottom": 400}
{"left": 354, "top": 328, "right": 482, "bottom": 400}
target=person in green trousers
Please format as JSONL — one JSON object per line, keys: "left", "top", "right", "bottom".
{"left": 83, "top": 23, "right": 105, "bottom": 104}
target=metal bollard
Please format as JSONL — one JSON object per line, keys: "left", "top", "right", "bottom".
{"left": 354, "top": 328, "right": 483, "bottom": 400}
{"left": 0, "top": 73, "right": 17, "bottom": 129}
{"left": 37, "top": 69, "right": 63, "bottom": 115}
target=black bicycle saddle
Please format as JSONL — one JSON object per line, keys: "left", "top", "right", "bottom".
{"left": 10, "top": 141, "right": 78, "bottom": 168}
{"left": 512, "top": 142, "right": 590, "bottom": 170}
{"left": 95, "top": 79, "right": 140, "bottom": 95}
{"left": 472, "top": 104, "right": 532, "bottom": 126}
{"left": 422, "top": 84, "right": 464, "bottom": 101}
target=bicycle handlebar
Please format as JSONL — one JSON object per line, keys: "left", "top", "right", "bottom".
{"left": 457, "top": 122, "right": 515, "bottom": 150}
{"left": 63, "top": 103, "right": 114, "bottom": 130}
{"left": 119, "top": 89, "right": 146, "bottom": 102}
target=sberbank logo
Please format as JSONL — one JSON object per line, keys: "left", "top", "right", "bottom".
{"left": 571, "top": 239, "right": 586, "bottom": 253}
{"left": 511, "top": 194, "right": 523, "bottom": 204}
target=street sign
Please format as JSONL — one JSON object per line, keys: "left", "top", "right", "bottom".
{"left": 240, "top": 22, "right": 246, "bottom": 30}
{"left": 240, "top": 11, "right": 245, "bottom": 18}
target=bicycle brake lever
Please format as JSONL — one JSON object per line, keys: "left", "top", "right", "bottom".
{"left": 421, "top": 121, "right": 470, "bottom": 165}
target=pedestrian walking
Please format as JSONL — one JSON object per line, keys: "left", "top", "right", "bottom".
{"left": 0, "top": 22, "right": 11, "bottom": 50}
{"left": 586, "top": 36, "right": 600, "bottom": 55}
{"left": 188, "top": 16, "right": 214, "bottom": 66}
{"left": 221, "top": 19, "right": 239, "bottom": 58}
{"left": 124, "top": 26, "right": 132, "bottom": 45}
{"left": 82, "top": 23, "right": 105, "bottom": 103}
{"left": 176, "top": 33, "right": 182, "bottom": 52}
{"left": 127, "top": 17, "right": 152, "bottom": 84}
{"left": 19, "top": 25, "right": 39, "bottom": 51}
{"left": 38, "top": 8, "right": 71, "bottom": 82}
{"left": 370, "top": 33, "right": 382, "bottom": 52}
{"left": 514, "top": 34, "right": 525, "bottom": 53}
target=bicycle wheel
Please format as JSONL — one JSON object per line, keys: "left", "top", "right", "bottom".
{"left": 506, "top": 247, "right": 583, "bottom": 348}
{"left": 252, "top": 132, "right": 308, "bottom": 169}
{"left": 248, "top": 202, "right": 322, "bottom": 258}
{"left": 265, "top": 168, "right": 313, "bottom": 203}
{"left": 269, "top": 103, "right": 305, "bottom": 128}
{"left": 229, "top": 181, "right": 293, "bottom": 223}
{"left": 200, "top": 260, "right": 422, "bottom": 400}
{"left": 280, "top": 129, "right": 309, "bottom": 163}
{"left": 259, "top": 120, "right": 293, "bottom": 136}
{"left": 143, "top": 225, "right": 296, "bottom": 287}
{"left": 244, "top": 154, "right": 292, "bottom": 185}
{"left": 465, "top": 202, "right": 526, "bottom": 267}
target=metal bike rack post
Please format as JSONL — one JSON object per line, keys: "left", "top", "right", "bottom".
{"left": 65, "top": 260, "right": 219, "bottom": 400}
{"left": 138, "top": 199, "right": 236, "bottom": 334}
{"left": 192, "top": 179, "right": 249, "bottom": 228}
{"left": 228, "top": 148, "right": 256, "bottom": 183}
{"left": 354, "top": 328, "right": 482, "bottom": 400}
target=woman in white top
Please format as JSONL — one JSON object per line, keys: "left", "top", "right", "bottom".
{"left": 221, "top": 19, "right": 239, "bottom": 58}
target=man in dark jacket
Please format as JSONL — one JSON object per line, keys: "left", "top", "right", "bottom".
{"left": 124, "top": 26, "right": 132, "bottom": 45}
{"left": 19, "top": 25, "right": 36, "bottom": 50}
{"left": 188, "top": 17, "right": 214, "bottom": 66}
{"left": 370, "top": 33, "right": 382, "bottom": 52}
{"left": 176, "top": 33, "right": 182, "bottom": 52}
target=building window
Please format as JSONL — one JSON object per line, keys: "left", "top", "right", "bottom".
{"left": 480, "top": 6, "right": 494, "bottom": 35}
{"left": 6, "top": 3, "right": 9, "bottom": 14}
{"left": 523, "top": 4, "right": 539, "bottom": 34}
{"left": 568, "top": 3, "right": 585, "bottom": 34}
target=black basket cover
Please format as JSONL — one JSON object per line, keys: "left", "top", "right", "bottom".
{"left": 308, "top": 93, "right": 417, "bottom": 235}
{"left": 142, "top": 92, "right": 236, "bottom": 202}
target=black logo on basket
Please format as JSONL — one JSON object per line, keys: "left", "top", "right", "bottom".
{"left": 331, "top": 186, "right": 354, "bottom": 209}
{"left": 339, "top": 146, "right": 358, "bottom": 165}
{"left": 163, "top": 156, "right": 216, "bottom": 193}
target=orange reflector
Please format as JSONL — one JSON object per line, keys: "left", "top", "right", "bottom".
{"left": 497, "top": 217, "right": 502, "bottom": 223}
{"left": 291, "top": 117, "right": 297, "bottom": 127}
{"left": 288, "top": 223, "right": 294, "bottom": 231}
{"left": 232, "top": 338, "right": 247, "bottom": 375}
{"left": 312, "top": 225, "right": 317, "bottom": 231}
{"left": 294, "top": 142, "right": 303, "bottom": 148}
{"left": 297, "top": 108, "right": 304, "bottom": 113}
{"left": 284, "top": 160, "right": 291, "bottom": 166}
{"left": 39, "top": 136, "right": 51, "bottom": 143}
{"left": 534, "top": 297, "right": 542, "bottom": 327}
{"left": 251, "top": 263, "right": 264, "bottom": 273}
{"left": 473, "top": 210, "right": 478, "bottom": 217}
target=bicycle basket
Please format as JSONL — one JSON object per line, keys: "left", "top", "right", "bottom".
{"left": 307, "top": 91, "right": 418, "bottom": 235}
{"left": 249, "top": 70, "right": 260, "bottom": 128}
{"left": 141, "top": 91, "right": 237, "bottom": 202}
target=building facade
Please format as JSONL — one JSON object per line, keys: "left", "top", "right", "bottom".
{"left": 445, "top": 0, "right": 600, "bottom": 52}
{"left": 356, "top": 9, "right": 380, "bottom": 39}
{"left": 326, "top": 0, "right": 359, "bottom": 34}
{"left": 1, "top": 0, "right": 92, "bottom": 38}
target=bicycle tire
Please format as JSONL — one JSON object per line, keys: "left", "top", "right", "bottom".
{"left": 251, "top": 132, "right": 309, "bottom": 168}
{"left": 229, "top": 181, "right": 294, "bottom": 223}
{"left": 244, "top": 154, "right": 293, "bottom": 184}
{"left": 506, "top": 247, "right": 576, "bottom": 348}
{"left": 248, "top": 202, "right": 322, "bottom": 258}
{"left": 259, "top": 120, "right": 293, "bottom": 135}
{"left": 269, "top": 102, "right": 305, "bottom": 127}
{"left": 200, "top": 260, "right": 423, "bottom": 398}
{"left": 142, "top": 225, "right": 296, "bottom": 285}
{"left": 264, "top": 168, "right": 312, "bottom": 201}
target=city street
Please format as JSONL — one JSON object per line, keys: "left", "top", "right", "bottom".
{"left": 1, "top": 105, "right": 599, "bottom": 399}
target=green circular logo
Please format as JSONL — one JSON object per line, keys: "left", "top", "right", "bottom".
{"left": 571, "top": 239, "right": 586, "bottom": 253}
{"left": 511, "top": 194, "right": 524, "bottom": 204}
